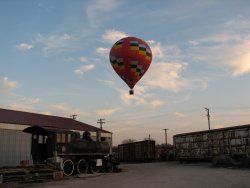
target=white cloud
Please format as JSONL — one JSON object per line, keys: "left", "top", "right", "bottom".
{"left": 102, "top": 30, "right": 128, "bottom": 43}
{"left": 174, "top": 112, "right": 186, "bottom": 118}
{"left": 151, "top": 100, "right": 165, "bottom": 109}
{"left": 189, "top": 35, "right": 250, "bottom": 77}
{"left": 96, "top": 47, "right": 109, "bottom": 56}
{"left": 63, "top": 57, "right": 75, "bottom": 62}
{"left": 150, "top": 42, "right": 164, "bottom": 59}
{"left": 231, "top": 52, "right": 250, "bottom": 77}
{"left": 188, "top": 17, "right": 250, "bottom": 77}
{"left": 51, "top": 103, "right": 90, "bottom": 118}
{"left": 74, "top": 64, "right": 95, "bottom": 76}
{"left": 7, "top": 97, "right": 41, "bottom": 112}
{"left": 141, "top": 41, "right": 204, "bottom": 92}
{"left": 16, "top": 43, "right": 33, "bottom": 51}
{"left": 0, "top": 77, "right": 17, "bottom": 92}
{"left": 9, "top": 103, "right": 35, "bottom": 112}
{"left": 34, "top": 33, "right": 73, "bottom": 53}
{"left": 29, "top": 98, "right": 40, "bottom": 104}
{"left": 96, "top": 78, "right": 115, "bottom": 88}
{"left": 150, "top": 40, "right": 181, "bottom": 61}
{"left": 79, "top": 56, "right": 87, "bottom": 62}
{"left": 143, "top": 62, "right": 189, "bottom": 92}
{"left": 224, "top": 15, "right": 250, "bottom": 31}
{"left": 120, "top": 86, "right": 148, "bottom": 106}
{"left": 85, "top": 0, "right": 123, "bottom": 27}
{"left": 230, "top": 42, "right": 250, "bottom": 77}
{"left": 96, "top": 107, "right": 121, "bottom": 116}
{"left": 120, "top": 92, "right": 147, "bottom": 106}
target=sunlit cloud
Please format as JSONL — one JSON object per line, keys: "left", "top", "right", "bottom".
{"left": 9, "top": 103, "right": 35, "bottom": 112}
{"left": 174, "top": 112, "right": 186, "bottom": 118}
{"left": 143, "top": 41, "right": 207, "bottom": 92}
{"left": 143, "top": 62, "right": 189, "bottom": 92}
{"left": 79, "top": 56, "right": 87, "bottom": 62}
{"left": 224, "top": 15, "right": 250, "bottom": 31}
{"left": 188, "top": 17, "right": 250, "bottom": 77}
{"left": 96, "top": 107, "right": 121, "bottom": 116}
{"left": 7, "top": 97, "right": 41, "bottom": 112}
{"left": 120, "top": 86, "right": 148, "bottom": 106}
{"left": 102, "top": 30, "right": 128, "bottom": 43}
{"left": 51, "top": 103, "right": 90, "bottom": 117}
{"left": 16, "top": 43, "right": 33, "bottom": 51}
{"left": 120, "top": 93, "right": 147, "bottom": 106}
{"left": 96, "top": 47, "right": 109, "bottom": 56}
{"left": 189, "top": 36, "right": 250, "bottom": 77}
{"left": 230, "top": 43, "right": 250, "bottom": 77}
{"left": 96, "top": 78, "right": 116, "bottom": 88}
{"left": 0, "top": 77, "right": 17, "bottom": 92}
{"left": 85, "top": 0, "right": 123, "bottom": 27}
{"left": 151, "top": 100, "right": 165, "bottom": 109}
{"left": 63, "top": 57, "right": 75, "bottom": 62}
{"left": 29, "top": 98, "right": 40, "bottom": 104}
{"left": 150, "top": 41, "right": 164, "bottom": 59}
{"left": 74, "top": 64, "right": 95, "bottom": 76}
{"left": 34, "top": 33, "right": 74, "bottom": 53}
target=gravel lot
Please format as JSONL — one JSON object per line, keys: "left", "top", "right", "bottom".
{"left": 2, "top": 162, "right": 250, "bottom": 188}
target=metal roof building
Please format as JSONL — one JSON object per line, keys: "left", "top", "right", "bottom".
{"left": 0, "top": 108, "right": 110, "bottom": 133}
{"left": 0, "top": 108, "right": 112, "bottom": 167}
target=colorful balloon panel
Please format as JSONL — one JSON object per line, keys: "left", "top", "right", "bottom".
{"left": 109, "top": 37, "right": 152, "bottom": 93}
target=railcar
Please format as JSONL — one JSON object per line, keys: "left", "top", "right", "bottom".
{"left": 23, "top": 126, "right": 116, "bottom": 176}
{"left": 174, "top": 124, "right": 250, "bottom": 165}
{"left": 118, "top": 140, "right": 155, "bottom": 162}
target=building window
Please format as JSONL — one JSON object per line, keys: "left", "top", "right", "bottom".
{"left": 61, "top": 134, "right": 66, "bottom": 143}
{"left": 57, "top": 134, "right": 61, "bottom": 143}
{"left": 67, "top": 134, "right": 71, "bottom": 143}
{"left": 56, "top": 133, "right": 67, "bottom": 143}
{"left": 38, "top": 135, "right": 43, "bottom": 144}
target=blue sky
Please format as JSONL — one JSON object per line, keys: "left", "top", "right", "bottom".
{"left": 1, "top": 0, "right": 250, "bottom": 145}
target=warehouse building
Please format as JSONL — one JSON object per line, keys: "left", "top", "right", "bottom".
{"left": 0, "top": 108, "right": 112, "bottom": 167}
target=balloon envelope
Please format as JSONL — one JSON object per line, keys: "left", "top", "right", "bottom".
{"left": 109, "top": 37, "right": 152, "bottom": 94}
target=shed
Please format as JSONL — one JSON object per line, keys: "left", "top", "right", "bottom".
{"left": 0, "top": 108, "right": 112, "bottom": 167}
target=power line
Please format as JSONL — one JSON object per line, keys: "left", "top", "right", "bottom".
{"left": 70, "top": 114, "right": 77, "bottom": 120}
{"left": 97, "top": 118, "right": 105, "bottom": 130}
{"left": 205, "top": 108, "right": 211, "bottom": 130}
{"left": 163, "top": 128, "right": 169, "bottom": 145}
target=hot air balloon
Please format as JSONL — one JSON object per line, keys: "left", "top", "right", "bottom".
{"left": 109, "top": 36, "right": 152, "bottom": 95}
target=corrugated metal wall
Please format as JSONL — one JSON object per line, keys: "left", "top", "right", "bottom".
{"left": 0, "top": 129, "right": 32, "bottom": 167}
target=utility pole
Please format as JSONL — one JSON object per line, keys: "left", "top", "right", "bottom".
{"left": 97, "top": 118, "right": 105, "bottom": 130}
{"left": 70, "top": 114, "right": 77, "bottom": 120}
{"left": 163, "top": 129, "right": 168, "bottom": 145}
{"left": 205, "top": 108, "right": 211, "bottom": 130}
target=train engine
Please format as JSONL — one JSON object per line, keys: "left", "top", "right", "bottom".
{"left": 23, "top": 126, "right": 117, "bottom": 176}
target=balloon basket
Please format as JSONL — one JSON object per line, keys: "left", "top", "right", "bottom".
{"left": 129, "top": 89, "right": 134, "bottom": 95}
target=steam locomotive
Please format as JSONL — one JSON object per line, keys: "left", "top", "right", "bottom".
{"left": 23, "top": 126, "right": 117, "bottom": 176}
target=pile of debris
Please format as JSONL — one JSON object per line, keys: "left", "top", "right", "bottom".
{"left": 0, "top": 164, "right": 63, "bottom": 184}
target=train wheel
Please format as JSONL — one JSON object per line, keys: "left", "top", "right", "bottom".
{"left": 106, "top": 162, "right": 114, "bottom": 173}
{"left": 90, "top": 163, "right": 101, "bottom": 173}
{"left": 90, "top": 159, "right": 102, "bottom": 173}
{"left": 63, "top": 159, "right": 74, "bottom": 176}
{"left": 77, "top": 159, "right": 89, "bottom": 174}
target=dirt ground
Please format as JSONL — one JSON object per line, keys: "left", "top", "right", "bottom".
{"left": 1, "top": 162, "right": 250, "bottom": 188}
